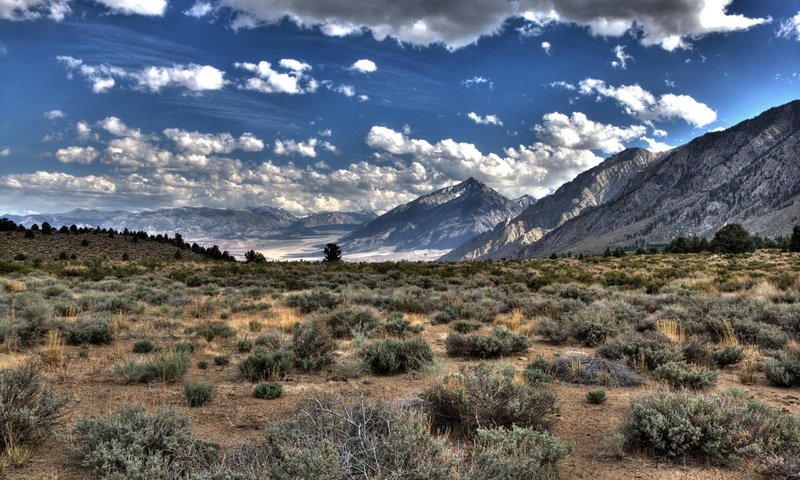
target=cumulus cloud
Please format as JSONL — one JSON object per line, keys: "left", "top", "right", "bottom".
{"left": 56, "top": 146, "right": 99, "bottom": 164}
{"left": 76, "top": 121, "right": 94, "bottom": 140}
{"left": 467, "top": 112, "right": 503, "bottom": 126}
{"left": 184, "top": 0, "right": 213, "bottom": 17}
{"left": 235, "top": 59, "right": 317, "bottom": 94}
{"left": 163, "top": 128, "right": 265, "bottom": 154}
{"left": 0, "top": 148, "right": 10, "bottom": 157}
{"left": 43, "top": 109, "right": 65, "bottom": 120}
{"left": 93, "top": 0, "right": 166, "bottom": 16}
{"left": 57, "top": 56, "right": 226, "bottom": 94}
{"left": 777, "top": 11, "right": 800, "bottom": 40}
{"left": 274, "top": 137, "right": 336, "bottom": 157}
{"left": 351, "top": 59, "right": 377, "bottom": 73}
{"left": 640, "top": 137, "right": 673, "bottom": 152}
{"left": 462, "top": 76, "right": 493, "bottom": 88}
{"left": 611, "top": 45, "right": 632, "bottom": 69}
{"left": 0, "top": 171, "right": 116, "bottom": 194}
{"left": 0, "top": 0, "right": 69, "bottom": 21}
{"left": 534, "top": 112, "right": 646, "bottom": 154}
{"left": 578, "top": 78, "right": 717, "bottom": 127}
{"left": 214, "top": 0, "right": 766, "bottom": 51}
{"left": 541, "top": 41, "right": 552, "bottom": 55}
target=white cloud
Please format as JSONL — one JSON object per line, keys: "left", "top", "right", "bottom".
{"left": 99, "top": 116, "right": 143, "bottom": 138}
{"left": 578, "top": 78, "right": 717, "bottom": 127}
{"left": 215, "top": 0, "right": 767, "bottom": 51}
{"left": 549, "top": 80, "right": 575, "bottom": 90}
{"left": 467, "top": 112, "right": 503, "bottom": 126}
{"left": 611, "top": 45, "right": 632, "bottom": 69}
{"left": 76, "top": 121, "right": 94, "bottom": 140}
{"left": 652, "top": 128, "right": 667, "bottom": 137}
{"left": 185, "top": 0, "right": 213, "bottom": 17}
{"left": 0, "top": 171, "right": 116, "bottom": 194}
{"left": 43, "top": 109, "right": 65, "bottom": 120}
{"left": 541, "top": 41, "right": 552, "bottom": 55}
{"left": 319, "top": 129, "right": 332, "bottom": 137}
{"left": 57, "top": 56, "right": 226, "bottom": 94}
{"left": 235, "top": 59, "right": 317, "bottom": 94}
{"left": 641, "top": 137, "right": 673, "bottom": 152}
{"left": 357, "top": 94, "right": 369, "bottom": 102}
{"left": 462, "top": 76, "right": 493, "bottom": 89}
{"left": 351, "top": 59, "right": 377, "bottom": 73}
{"left": 777, "top": 11, "right": 800, "bottom": 40}
{"left": 163, "top": 128, "right": 265, "bottom": 154}
{"left": 56, "top": 146, "right": 100, "bottom": 164}
{"left": 534, "top": 112, "right": 646, "bottom": 154}
{"left": 0, "top": 148, "right": 10, "bottom": 157}
{"left": 93, "top": 0, "right": 166, "bottom": 16}
{"left": 273, "top": 137, "right": 336, "bottom": 157}
{"left": 0, "top": 0, "right": 69, "bottom": 21}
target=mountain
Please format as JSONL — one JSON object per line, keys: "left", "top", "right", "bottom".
{"left": 440, "top": 148, "right": 659, "bottom": 261}
{"left": 516, "top": 195, "right": 537, "bottom": 209}
{"left": 339, "top": 178, "right": 525, "bottom": 253}
{"left": 3, "top": 206, "right": 376, "bottom": 240}
{"left": 520, "top": 100, "right": 800, "bottom": 257}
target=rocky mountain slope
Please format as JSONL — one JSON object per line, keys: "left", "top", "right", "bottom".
{"left": 339, "top": 178, "right": 525, "bottom": 253}
{"left": 440, "top": 148, "right": 659, "bottom": 260}
{"left": 521, "top": 100, "right": 800, "bottom": 257}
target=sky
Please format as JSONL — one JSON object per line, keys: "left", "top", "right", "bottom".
{"left": 0, "top": 0, "right": 799, "bottom": 215}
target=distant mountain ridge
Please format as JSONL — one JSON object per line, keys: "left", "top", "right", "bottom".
{"left": 519, "top": 99, "right": 800, "bottom": 257}
{"left": 3, "top": 207, "right": 377, "bottom": 241}
{"left": 339, "top": 177, "right": 526, "bottom": 253}
{"left": 440, "top": 148, "right": 659, "bottom": 261}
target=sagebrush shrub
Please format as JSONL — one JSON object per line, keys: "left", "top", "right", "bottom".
{"left": 445, "top": 327, "right": 530, "bottom": 359}
{"left": 764, "top": 349, "right": 800, "bottom": 387}
{"left": 622, "top": 391, "right": 800, "bottom": 466}
{"left": 420, "top": 363, "right": 558, "bottom": 436}
{"left": 183, "top": 380, "right": 214, "bottom": 407}
{"left": 586, "top": 389, "right": 607, "bottom": 404}
{"left": 253, "top": 382, "right": 282, "bottom": 399}
{"left": 467, "top": 426, "right": 570, "bottom": 480}
{"left": 285, "top": 289, "right": 340, "bottom": 313}
{"left": 651, "top": 361, "right": 719, "bottom": 390}
{"left": 67, "top": 317, "right": 114, "bottom": 345}
{"left": 0, "top": 362, "right": 68, "bottom": 453}
{"left": 712, "top": 345, "right": 744, "bottom": 367}
{"left": 238, "top": 348, "right": 294, "bottom": 381}
{"left": 114, "top": 352, "right": 190, "bottom": 384}
{"left": 132, "top": 339, "right": 154, "bottom": 354}
{"left": 292, "top": 320, "right": 336, "bottom": 371}
{"left": 322, "top": 306, "right": 381, "bottom": 339}
{"left": 598, "top": 331, "right": 681, "bottom": 371}
{"left": 360, "top": 338, "right": 434, "bottom": 374}
{"left": 264, "top": 396, "right": 451, "bottom": 480}
{"left": 382, "top": 313, "right": 424, "bottom": 337}
{"left": 68, "top": 406, "right": 220, "bottom": 478}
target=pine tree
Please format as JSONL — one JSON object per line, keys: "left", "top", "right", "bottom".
{"left": 790, "top": 225, "right": 800, "bottom": 253}
{"left": 710, "top": 224, "right": 754, "bottom": 254}
{"left": 324, "top": 243, "right": 342, "bottom": 262}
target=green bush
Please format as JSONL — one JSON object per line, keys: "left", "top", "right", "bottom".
{"left": 360, "top": 338, "right": 435, "bottom": 374}
{"left": 651, "top": 361, "right": 719, "bottom": 390}
{"left": 534, "top": 318, "right": 570, "bottom": 344}
{"left": 67, "top": 318, "right": 114, "bottom": 345}
{"left": 264, "top": 397, "right": 450, "bottom": 480}
{"left": 420, "top": 363, "right": 558, "bottom": 437}
{"left": 445, "top": 328, "right": 530, "bottom": 358}
{"left": 68, "top": 406, "right": 220, "bottom": 478}
{"left": 522, "top": 358, "right": 553, "bottom": 384}
{"left": 586, "top": 389, "right": 607, "bottom": 404}
{"left": 292, "top": 320, "right": 336, "bottom": 371}
{"left": 467, "top": 426, "right": 570, "bottom": 480}
{"left": 0, "top": 362, "right": 68, "bottom": 453}
{"left": 196, "top": 360, "right": 208, "bottom": 369}
{"left": 451, "top": 320, "right": 482, "bottom": 333}
{"left": 321, "top": 306, "right": 381, "bottom": 338}
{"left": 113, "top": 352, "right": 190, "bottom": 384}
{"left": 212, "top": 354, "right": 229, "bottom": 366}
{"left": 188, "top": 322, "right": 235, "bottom": 342}
{"left": 383, "top": 313, "right": 424, "bottom": 337}
{"left": 622, "top": 391, "right": 800, "bottom": 466}
{"left": 285, "top": 289, "right": 340, "bottom": 313}
{"left": 236, "top": 339, "right": 254, "bottom": 353}
{"left": 764, "top": 349, "right": 800, "bottom": 387}
{"left": 174, "top": 341, "right": 195, "bottom": 354}
{"left": 132, "top": 339, "right": 154, "bottom": 354}
{"left": 712, "top": 345, "right": 744, "bottom": 367}
{"left": 238, "top": 348, "right": 294, "bottom": 381}
{"left": 253, "top": 382, "right": 283, "bottom": 399}
{"left": 183, "top": 380, "right": 214, "bottom": 407}
{"left": 598, "top": 331, "right": 681, "bottom": 371}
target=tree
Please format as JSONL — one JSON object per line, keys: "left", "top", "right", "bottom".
{"left": 790, "top": 225, "right": 800, "bottom": 253}
{"left": 324, "top": 243, "right": 342, "bottom": 262}
{"left": 710, "top": 224, "right": 754, "bottom": 254}
{"left": 244, "top": 249, "right": 266, "bottom": 263}
{"left": 549, "top": 252, "right": 558, "bottom": 260}
{"left": 602, "top": 247, "right": 612, "bottom": 258}
{"left": 41, "top": 222, "right": 53, "bottom": 235}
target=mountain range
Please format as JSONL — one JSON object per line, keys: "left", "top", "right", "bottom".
{"left": 338, "top": 177, "right": 527, "bottom": 254}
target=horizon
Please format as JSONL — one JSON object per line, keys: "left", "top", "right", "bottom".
{"left": 1, "top": 0, "right": 799, "bottom": 215}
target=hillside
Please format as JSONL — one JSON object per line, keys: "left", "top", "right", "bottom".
{"left": 521, "top": 100, "right": 800, "bottom": 257}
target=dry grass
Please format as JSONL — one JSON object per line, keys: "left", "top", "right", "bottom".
{"left": 111, "top": 312, "right": 130, "bottom": 334}
{"left": 718, "top": 320, "right": 739, "bottom": 347}
{"left": 40, "top": 331, "right": 65, "bottom": 367}
{"left": 739, "top": 347, "right": 760, "bottom": 384}
{"left": 0, "top": 352, "right": 27, "bottom": 371}
{"left": 3, "top": 280, "right": 27, "bottom": 293}
{"left": 0, "top": 331, "right": 19, "bottom": 354}
{"left": 656, "top": 319, "right": 685, "bottom": 343}
{"left": 494, "top": 308, "right": 535, "bottom": 338}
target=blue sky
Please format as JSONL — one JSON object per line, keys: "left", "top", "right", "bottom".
{"left": 0, "top": 0, "right": 799, "bottom": 214}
